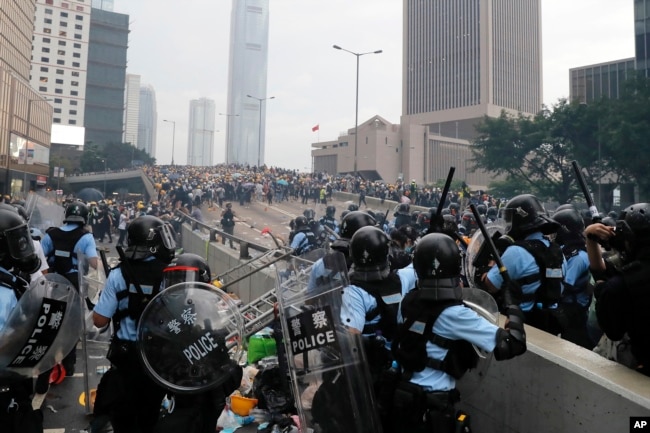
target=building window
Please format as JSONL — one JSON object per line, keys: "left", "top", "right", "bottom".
{"left": 61, "top": 12, "right": 68, "bottom": 17}
{"left": 39, "top": 76, "right": 48, "bottom": 83}
{"left": 43, "top": 28, "right": 51, "bottom": 34}
{"left": 73, "top": 52, "right": 80, "bottom": 58}
{"left": 55, "top": 79, "right": 63, "bottom": 84}
{"left": 72, "top": 62, "right": 80, "bottom": 67}
{"left": 70, "top": 100, "right": 77, "bottom": 105}
{"left": 75, "top": 15, "right": 83, "bottom": 21}
{"left": 40, "top": 57, "right": 49, "bottom": 62}
{"left": 45, "top": 9, "right": 52, "bottom": 15}
{"left": 76, "top": 6, "right": 84, "bottom": 12}
{"left": 71, "top": 71, "right": 79, "bottom": 76}
{"left": 45, "top": 0, "right": 53, "bottom": 4}
{"left": 70, "top": 90, "right": 78, "bottom": 96}
{"left": 71, "top": 81, "right": 79, "bottom": 87}
{"left": 57, "top": 50, "right": 65, "bottom": 55}
{"left": 39, "top": 66, "right": 48, "bottom": 72}
{"left": 56, "top": 59, "right": 64, "bottom": 65}
{"left": 54, "top": 98, "right": 62, "bottom": 103}
{"left": 41, "top": 47, "right": 50, "bottom": 53}
{"left": 54, "top": 108, "right": 61, "bottom": 114}
{"left": 60, "top": 21, "right": 68, "bottom": 27}
{"left": 58, "top": 40, "right": 66, "bottom": 46}
{"left": 38, "top": 86, "right": 47, "bottom": 92}
{"left": 59, "top": 31, "right": 66, "bottom": 37}
{"left": 69, "top": 110, "right": 77, "bottom": 115}
{"left": 62, "top": 3, "right": 69, "bottom": 9}
{"left": 74, "top": 34, "right": 82, "bottom": 40}
{"left": 56, "top": 69, "right": 63, "bottom": 74}
{"left": 42, "top": 37, "right": 50, "bottom": 43}
{"left": 44, "top": 18, "right": 52, "bottom": 24}
{"left": 69, "top": 119, "right": 76, "bottom": 125}
{"left": 75, "top": 24, "right": 82, "bottom": 30}
{"left": 73, "top": 43, "right": 81, "bottom": 48}
{"left": 55, "top": 89, "right": 63, "bottom": 94}
{"left": 53, "top": 118, "right": 61, "bottom": 123}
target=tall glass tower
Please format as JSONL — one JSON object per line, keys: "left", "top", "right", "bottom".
{"left": 636, "top": 0, "right": 650, "bottom": 77}
{"left": 225, "top": 0, "right": 270, "bottom": 166}
{"left": 188, "top": 98, "right": 216, "bottom": 167}
{"left": 138, "top": 84, "right": 157, "bottom": 159}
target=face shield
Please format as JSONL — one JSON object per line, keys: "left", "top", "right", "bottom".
{"left": 162, "top": 265, "right": 206, "bottom": 289}
{"left": 150, "top": 223, "right": 177, "bottom": 251}
{"left": 3, "top": 223, "right": 40, "bottom": 273}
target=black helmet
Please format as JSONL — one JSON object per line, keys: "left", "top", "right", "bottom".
{"left": 395, "top": 203, "right": 410, "bottom": 216}
{"left": 64, "top": 201, "right": 89, "bottom": 225}
{"left": 503, "top": 194, "right": 559, "bottom": 239}
{"left": 349, "top": 226, "right": 390, "bottom": 280}
{"left": 486, "top": 206, "right": 498, "bottom": 219}
{"left": 340, "top": 211, "right": 376, "bottom": 239}
{"left": 325, "top": 205, "right": 336, "bottom": 218}
{"left": 477, "top": 204, "right": 487, "bottom": 215}
{"left": 551, "top": 208, "right": 585, "bottom": 244}
{"left": 449, "top": 202, "right": 460, "bottom": 213}
{"left": 613, "top": 203, "right": 650, "bottom": 256}
{"left": 347, "top": 203, "right": 359, "bottom": 212}
{"left": 554, "top": 204, "right": 577, "bottom": 213}
{"left": 163, "top": 253, "right": 211, "bottom": 288}
{"left": 413, "top": 233, "right": 462, "bottom": 282}
{"left": 125, "top": 215, "right": 176, "bottom": 262}
{"left": 303, "top": 209, "right": 316, "bottom": 221}
{"left": 294, "top": 215, "right": 310, "bottom": 231}
{"left": 0, "top": 209, "right": 40, "bottom": 273}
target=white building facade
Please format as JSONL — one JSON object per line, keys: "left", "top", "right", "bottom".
{"left": 138, "top": 84, "right": 157, "bottom": 158}
{"left": 123, "top": 73, "right": 140, "bottom": 146}
{"left": 188, "top": 98, "right": 216, "bottom": 166}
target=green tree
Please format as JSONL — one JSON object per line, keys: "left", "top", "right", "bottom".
{"left": 79, "top": 142, "right": 155, "bottom": 173}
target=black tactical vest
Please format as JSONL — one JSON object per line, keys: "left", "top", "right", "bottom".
{"left": 351, "top": 271, "right": 403, "bottom": 341}
{"left": 46, "top": 225, "right": 89, "bottom": 274}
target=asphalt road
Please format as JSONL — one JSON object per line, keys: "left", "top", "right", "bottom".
{"left": 41, "top": 194, "right": 361, "bottom": 432}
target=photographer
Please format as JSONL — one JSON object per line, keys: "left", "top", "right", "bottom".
{"left": 585, "top": 203, "right": 650, "bottom": 377}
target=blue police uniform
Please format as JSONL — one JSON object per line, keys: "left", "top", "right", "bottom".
{"left": 93, "top": 267, "right": 138, "bottom": 341}
{"left": 41, "top": 223, "right": 98, "bottom": 274}
{"left": 486, "top": 231, "right": 567, "bottom": 312}
{"left": 290, "top": 230, "right": 315, "bottom": 255}
{"left": 562, "top": 249, "right": 591, "bottom": 308}
{"left": 0, "top": 268, "right": 18, "bottom": 331}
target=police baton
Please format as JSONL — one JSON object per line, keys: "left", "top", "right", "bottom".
{"left": 469, "top": 203, "right": 516, "bottom": 307}
{"left": 428, "top": 166, "right": 455, "bottom": 234}
{"left": 571, "top": 160, "right": 601, "bottom": 223}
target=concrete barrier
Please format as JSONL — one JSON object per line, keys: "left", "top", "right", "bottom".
{"left": 180, "top": 220, "right": 650, "bottom": 432}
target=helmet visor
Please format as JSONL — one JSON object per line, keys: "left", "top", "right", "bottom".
{"left": 162, "top": 265, "right": 201, "bottom": 289}
{"left": 4, "top": 223, "right": 37, "bottom": 270}
{"left": 150, "top": 223, "right": 177, "bottom": 251}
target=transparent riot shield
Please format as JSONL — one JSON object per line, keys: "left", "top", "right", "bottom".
{"left": 464, "top": 223, "right": 507, "bottom": 288}
{"left": 136, "top": 282, "right": 244, "bottom": 394}
{"left": 275, "top": 250, "right": 382, "bottom": 433}
{"left": 26, "top": 192, "right": 64, "bottom": 233}
{"left": 77, "top": 251, "right": 111, "bottom": 414}
{"left": 457, "top": 286, "right": 500, "bottom": 398}
{"left": 0, "top": 273, "right": 82, "bottom": 381}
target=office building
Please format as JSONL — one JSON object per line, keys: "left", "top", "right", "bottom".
{"left": 636, "top": 0, "right": 650, "bottom": 77}
{"left": 84, "top": 7, "right": 129, "bottom": 147}
{"left": 188, "top": 98, "right": 216, "bottom": 166}
{"left": 225, "top": 0, "right": 270, "bottom": 166}
{"left": 123, "top": 73, "right": 140, "bottom": 146}
{"left": 138, "top": 84, "right": 157, "bottom": 159}
{"left": 313, "top": 0, "right": 542, "bottom": 188}
{"left": 2, "top": 0, "right": 53, "bottom": 195}
{"left": 91, "top": 0, "right": 114, "bottom": 11}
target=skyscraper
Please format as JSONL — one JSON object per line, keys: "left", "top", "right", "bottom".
{"left": 138, "top": 84, "right": 157, "bottom": 159}
{"left": 402, "top": 0, "right": 542, "bottom": 184}
{"left": 188, "top": 98, "right": 216, "bottom": 166}
{"left": 123, "top": 74, "right": 140, "bottom": 146}
{"left": 225, "top": 0, "right": 270, "bottom": 166}
{"left": 635, "top": 0, "right": 649, "bottom": 77}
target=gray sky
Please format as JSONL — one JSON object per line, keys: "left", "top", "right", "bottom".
{"left": 117, "top": 0, "right": 634, "bottom": 170}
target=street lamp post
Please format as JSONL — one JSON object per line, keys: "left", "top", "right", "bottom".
{"left": 101, "top": 158, "right": 107, "bottom": 198}
{"left": 23, "top": 98, "right": 52, "bottom": 197}
{"left": 163, "top": 119, "right": 176, "bottom": 165}
{"left": 246, "top": 95, "right": 275, "bottom": 168}
{"left": 333, "top": 44, "right": 382, "bottom": 177}
{"left": 219, "top": 113, "right": 239, "bottom": 163}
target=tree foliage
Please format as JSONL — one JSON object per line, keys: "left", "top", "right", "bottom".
{"left": 80, "top": 141, "right": 155, "bottom": 173}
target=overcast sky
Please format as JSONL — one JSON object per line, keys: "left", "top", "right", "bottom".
{"left": 117, "top": 0, "right": 634, "bottom": 170}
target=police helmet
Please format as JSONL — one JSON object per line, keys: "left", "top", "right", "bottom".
{"left": 303, "top": 209, "right": 316, "bottom": 221}
{"left": 64, "top": 201, "right": 89, "bottom": 225}
{"left": 395, "top": 203, "right": 410, "bottom": 216}
{"left": 449, "top": 202, "right": 460, "bottom": 213}
{"left": 0, "top": 209, "right": 40, "bottom": 273}
{"left": 477, "top": 204, "right": 487, "bottom": 215}
{"left": 413, "top": 233, "right": 461, "bottom": 283}
{"left": 163, "top": 253, "right": 211, "bottom": 288}
{"left": 325, "top": 205, "right": 336, "bottom": 218}
{"left": 347, "top": 203, "right": 359, "bottom": 212}
{"left": 349, "top": 226, "right": 390, "bottom": 278}
{"left": 614, "top": 203, "right": 650, "bottom": 255}
{"left": 340, "top": 210, "right": 350, "bottom": 222}
{"left": 339, "top": 211, "right": 376, "bottom": 240}
{"left": 503, "top": 194, "right": 559, "bottom": 239}
{"left": 486, "top": 206, "right": 498, "bottom": 219}
{"left": 554, "top": 203, "right": 577, "bottom": 213}
{"left": 294, "top": 215, "right": 310, "bottom": 231}
{"left": 125, "top": 215, "right": 176, "bottom": 262}
{"left": 551, "top": 208, "right": 585, "bottom": 244}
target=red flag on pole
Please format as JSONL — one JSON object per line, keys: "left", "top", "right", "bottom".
{"left": 312, "top": 124, "right": 319, "bottom": 132}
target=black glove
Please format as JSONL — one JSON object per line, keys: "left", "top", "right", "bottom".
{"left": 504, "top": 305, "right": 526, "bottom": 345}
{"left": 501, "top": 278, "right": 523, "bottom": 308}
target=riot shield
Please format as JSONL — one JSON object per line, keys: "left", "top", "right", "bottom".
{"left": 0, "top": 273, "right": 82, "bottom": 380}
{"left": 136, "top": 282, "right": 244, "bottom": 394}
{"left": 464, "top": 223, "right": 507, "bottom": 288}
{"left": 77, "top": 251, "right": 111, "bottom": 414}
{"left": 275, "top": 250, "right": 382, "bottom": 433}
{"left": 457, "top": 286, "right": 500, "bottom": 398}
{"left": 26, "top": 192, "right": 64, "bottom": 232}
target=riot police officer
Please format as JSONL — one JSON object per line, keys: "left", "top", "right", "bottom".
{"left": 92, "top": 215, "right": 176, "bottom": 433}
{"left": 290, "top": 216, "right": 317, "bottom": 256}
{"left": 392, "top": 203, "right": 411, "bottom": 229}
{"left": 319, "top": 205, "right": 339, "bottom": 236}
{"left": 482, "top": 194, "right": 567, "bottom": 335}
{"left": 391, "top": 233, "right": 527, "bottom": 433}
{"left": 339, "top": 225, "right": 417, "bottom": 432}
{"left": 0, "top": 209, "right": 44, "bottom": 432}
{"left": 586, "top": 203, "right": 650, "bottom": 376}
{"left": 552, "top": 208, "right": 594, "bottom": 349}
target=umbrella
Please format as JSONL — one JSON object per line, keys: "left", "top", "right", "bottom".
{"left": 232, "top": 173, "right": 243, "bottom": 178}
{"left": 242, "top": 182, "right": 255, "bottom": 189}
{"left": 76, "top": 188, "right": 104, "bottom": 203}
{"left": 277, "top": 179, "right": 288, "bottom": 186}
